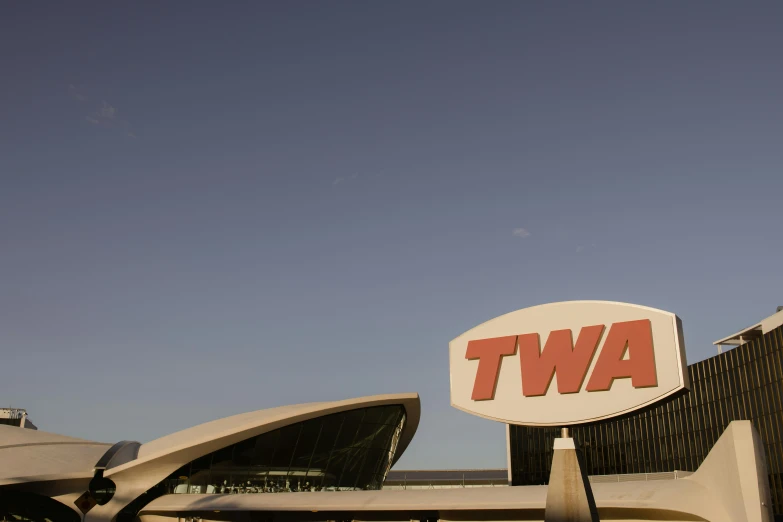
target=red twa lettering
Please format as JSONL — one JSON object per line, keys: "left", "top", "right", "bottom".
{"left": 586, "top": 319, "right": 657, "bottom": 391}
{"left": 518, "top": 325, "right": 604, "bottom": 396}
{"left": 465, "top": 319, "right": 658, "bottom": 400}
{"left": 465, "top": 336, "right": 517, "bottom": 400}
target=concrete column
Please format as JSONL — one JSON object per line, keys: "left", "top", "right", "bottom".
{"left": 545, "top": 438, "right": 598, "bottom": 522}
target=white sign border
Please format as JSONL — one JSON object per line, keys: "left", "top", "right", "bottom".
{"left": 449, "top": 300, "right": 690, "bottom": 427}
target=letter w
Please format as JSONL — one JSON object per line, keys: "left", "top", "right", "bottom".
{"left": 518, "top": 325, "right": 605, "bottom": 397}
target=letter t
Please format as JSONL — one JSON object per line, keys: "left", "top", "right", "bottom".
{"left": 466, "top": 336, "right": 518, "bottom": 400}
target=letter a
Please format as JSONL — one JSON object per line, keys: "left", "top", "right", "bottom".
{"left": 586, "top": 319, "right": 657, "bottom": 391}
{"left": 518, "top": 325, "right": 605, "bottom": 396}
{"left": 466, "top": 336, "right": 518, "bottom": 400}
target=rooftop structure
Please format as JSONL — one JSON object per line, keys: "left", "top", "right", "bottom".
{"left": 0, "top": 408, "right": 37, "bottom": 430}
{"left": 713, "top": 307, "right": 783, "bottom": 348}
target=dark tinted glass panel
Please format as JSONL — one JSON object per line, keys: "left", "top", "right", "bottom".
{"left": 363, "top": 406, "right": 389, "bottom": 424}
{"left": 233, "top": 437, "right": 256, "bottom": 466}
{"left": 334, "top": 411, "right": 364, "bottom": 449}
{"left": 271, "top": 424, "right": 302, "bottom": 469}
{"left": 290, "top": 419, "right": 321, "bottom": 472}
{"left": 321, "top": 449, "right": 348, "bottom": 489}
{"left": 211, "top": 445, "right": 235, "bottom": 469}
{"left": 309, "top": 415, "right": 344, "bottom": 478}
{"left": 353, "top": 452, "right": 378, "bottom": 490}
{"left": 362, "top": 448, "right": 388, "bottom": 480}
{"left": 252, "top": 430, "right": 279, "bottom": 470}
{"left": 355, "top": 423, "right": 381, "bottom": 448}
{"left": 337, "top": 449, "right": 365, "bottom": 488}
{"left": 370, "top": 423, "right": 396, "bottom": 448}
{"left": 509, "top": 325, "right": 783, "bottom": 516}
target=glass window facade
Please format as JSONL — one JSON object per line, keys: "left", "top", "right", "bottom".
{"left": 164, "top": 405, "right": 406, "bottom": 494}
{"left": 509, "top": 324, "right": 783, "bottom": 516}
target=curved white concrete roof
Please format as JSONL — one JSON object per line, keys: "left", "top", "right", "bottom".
{"left": 0, "top": 425, "right": 111, "bottom": 486}
{"left": 0, "top": 424, "right": 102, "bottom": 447}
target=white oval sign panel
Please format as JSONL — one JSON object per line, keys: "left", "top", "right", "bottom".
{"left": 449, "top": 301, "right": 689, "bottom": 426}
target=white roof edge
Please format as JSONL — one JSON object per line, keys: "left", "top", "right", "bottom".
{"left": 0, "top": 424, "right": 108, "bottom": 448}
{"left": 713, "top": 309, "right": 783, "bottom": 346}
{"left": 713, "top": 324, "right": 763, "bottom": 346}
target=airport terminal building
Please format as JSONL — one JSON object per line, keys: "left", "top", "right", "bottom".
{"left": 1, "top": 305, "right": 781, "bottom": 522}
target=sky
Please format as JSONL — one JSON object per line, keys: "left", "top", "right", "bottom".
{"left": 1, "top": 1, "right": 782, "bottom": 470}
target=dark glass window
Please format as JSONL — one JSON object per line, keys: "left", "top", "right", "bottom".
{"left": 509, "top": 324, "right": 783, "bottom": 516}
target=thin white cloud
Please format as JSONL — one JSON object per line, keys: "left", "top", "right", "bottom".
{"left": 512, "top": 228, "right": 532, "bottom": 238}
{"left": 576, "top": 245, "right": 584, "bottom": 253}
{"left": 84, "top": 100, "right": 137, "bottom": 138}
{"left": 333, "top": 174, "right": 360, "bottom": 186}
{"left": 73, "top": 86, "right": 137, "bottom": 138}
{"left": 98, "top": 101, "right": 116, "bottom": 119}
{"left": 68, "top": 84, "right": 88, "bottom": 102}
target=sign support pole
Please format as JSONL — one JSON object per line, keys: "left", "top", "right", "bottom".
{"left": 544, "top": 426, "right": 599, "bottom": 522}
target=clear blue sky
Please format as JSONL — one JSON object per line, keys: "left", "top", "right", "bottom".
{"left": 1, "top": 1, "right": 781, "bottom": 469}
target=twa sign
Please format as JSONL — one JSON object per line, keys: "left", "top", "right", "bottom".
{"left": 449, "top": 301, "right": 689, "bottom": 426}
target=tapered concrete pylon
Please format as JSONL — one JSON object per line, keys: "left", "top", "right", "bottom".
{"left": 545, "top": 438, "right": 599, "bottom": 522}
